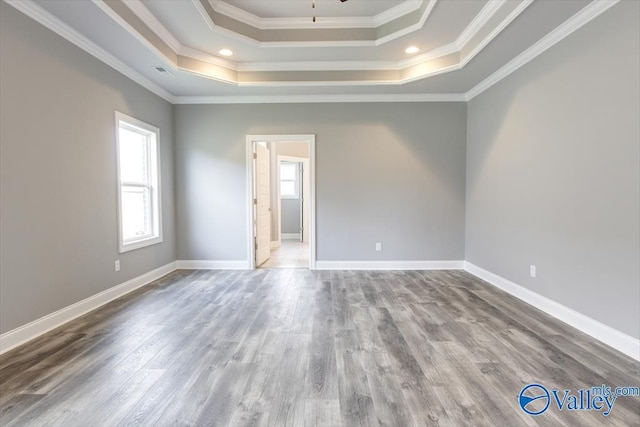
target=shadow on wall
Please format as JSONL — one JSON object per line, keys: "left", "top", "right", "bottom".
{"left": 464, "top": 0, "right": 640, "bottom": 339}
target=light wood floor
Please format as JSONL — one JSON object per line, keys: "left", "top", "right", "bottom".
{"left": 1, "top": 269, "right": 638, "bottom": 426}
{"left": 260, "top": 241, "right": 309, "bottom": 268}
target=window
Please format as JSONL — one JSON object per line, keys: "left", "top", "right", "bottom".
{"left": 280, "top": 162, "right": 299, "bottom": 199}
{"left": 116, "top": 112, "right": 162, "bottom": 253}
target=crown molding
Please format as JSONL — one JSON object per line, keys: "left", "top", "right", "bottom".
{"left": 122, "top": 0, "right": 181, "bottom": 52}
{"left": 178, "top": 0, "right": 513, "bottom": 73}
{"left": 175, "top": 0, "right": 619, "bottom": 102}
{"left": 5, "top": 0, "right": 619, "bottom": 105}
{"left": 211, "top": 0, "right": 373, "bottom": 29}
{"left": 3, "top": 0, "right": 175, "bottom": 103}
{"left": 397, "top": 0, "right": 514, "bottom": 69}
{"left": 373, "top": 0, "right": 424, "bottom": 26}
{"left": 91, "top": 0, "right": 176, "bottom": 66}
{"left": 193, "top": 0, "right": 436, "bottom": 47}
{"left": 237, "top": 60, "right": 400, "bottom": 72}
{"left": 466, "top": 0, "right": 620, "bottom": 100}
{"left": 190, "top": 0, "right": 213, "bottom": 30}
{"left": 398, "top": 42, "right": 460, "bottom": 69}
{"left": 172, "top": 93, "right": 466, "bottom": 104}
{"left": 209, "top": 0, "right": 424, "bottom": 30}
{"left": 459, "top": 0, "right": 534, "bottom": 69}
{"left": 118, "top": 0, "right": 237, "bottom": 71}
{"left": 237, "top": 79, "right": 397, "bottom": 87}
{"left": 104, "top": 0, "right": 528, "bottom": 81}
{"left": 235, "top": 63, "right": 461, "bottom": 87}
{"left": 376, "top": 0, "right": 437, "bottom": 46}
{"left": 242, "top": 48, "right": 456, "bottom": 72}
{"left": 85, "top": 0, "right": 530, "bottom": 86}
{"left": 210, "top": 0, "right": 274, "bottom": 29}
{"left": 178, "top": 46, "right": 238, "bottom": 70}
{"left": 455, "top": 0, "right": 505, "bottom": 48}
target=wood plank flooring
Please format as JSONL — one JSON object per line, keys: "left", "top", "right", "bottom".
{"left": 1, "top": 269, "right": 638, "bottom": 426}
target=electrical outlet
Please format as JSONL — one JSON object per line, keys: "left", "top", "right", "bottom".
{"left": 530, "top": 265, "right": 536, "bottom": 278}
{"left": 375, "top": 242, "right": 382, "bottom": 251}
{"left": 115, "top": 260, "right": 120, "bottom": 272}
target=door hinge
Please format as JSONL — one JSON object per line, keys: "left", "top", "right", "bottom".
{"left": 253, "top": 198, "right": 257, "bottom": 205}
{"left": 253, "top": 152, "right": 257, "bottom": 159}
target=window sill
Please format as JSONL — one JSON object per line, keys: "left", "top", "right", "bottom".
{"left": 119, "top": 235, "right": 163, "bottom": 253}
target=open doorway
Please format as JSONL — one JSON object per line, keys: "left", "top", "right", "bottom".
{"left": 268, "top": 154, "right": 310, "bottom": 268}
{"left": 246, "top": 135, "right": 315, "bottom": 269}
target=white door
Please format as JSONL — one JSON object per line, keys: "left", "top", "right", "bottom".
{"left": 298, "top": 163, "right": 303, "bottom": 243}
{"left": 301, "top": 159, "right": 310, "bottom": 244}
{"left": 255, "top": 144, "right": 271, "bottom": 266}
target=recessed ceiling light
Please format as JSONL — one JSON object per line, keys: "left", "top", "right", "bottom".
{"left": 405, "top": 46, "right": 420, "bottom": 54}
{"left": 219, "top": 48, "right": 233, "bottom": 57}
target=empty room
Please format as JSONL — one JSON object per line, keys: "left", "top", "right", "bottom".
{"left": 1, "top": 0, "right": 639, "bottom": 426}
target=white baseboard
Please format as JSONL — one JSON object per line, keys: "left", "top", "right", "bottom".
{"left": 281, "top": 233, "right": 301, "bottom": 240}
{"left": 315, "top": 260, "right": 465, "bottom": 270}
{"left": 0, "top": 261, "right": 177, "bottom": 355}
{"left": 464, "top": 262, "right": 640, "bottom": 361}
{"left": 176, "top": 260, "right": 249, "bottom": 269}
{"left": 271, "top": 241, "right": 281, "bottom": 249}
{"left": 4, "top": 258, "right": 636, "bottom": 362}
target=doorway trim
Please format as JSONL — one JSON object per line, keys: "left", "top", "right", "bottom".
{"left": 246, "top": 134, "right": 316, "bottom": 270}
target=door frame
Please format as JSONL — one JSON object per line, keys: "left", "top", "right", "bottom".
{"left": 277, "top": 155, "right": 309, "bottom": 245}
{"left": 246, "top": 134, "right": 316, "bottom": 270}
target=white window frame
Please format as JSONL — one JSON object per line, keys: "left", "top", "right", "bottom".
{"left": 115, "top": 111, "right": 163, "bottom": 253}
{"left": 279, "top": 161, "right": 300, "bottom": 200}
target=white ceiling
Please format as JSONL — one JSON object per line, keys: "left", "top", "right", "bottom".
{"left": 5, "top": 0, "right": 612, "bottom": 102}
{"left": 218, "top": 0, "right": 411, "bottom": 20}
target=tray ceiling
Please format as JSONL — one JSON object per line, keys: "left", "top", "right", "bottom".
{"left": 218, "top": 0, "right": 411, "bottom": 20}
{"left": 3, "top": 0, "right": 617, "bottom": 102}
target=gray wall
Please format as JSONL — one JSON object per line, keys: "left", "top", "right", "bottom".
{"left": 0, "top": 3, "right": 176, "bottom": 334}
{"left": 465, "top": 1, "right": 640, "bottom": 339}
{"left": 281, "top": 199, "right": 301, "bottom": 234}
{"left": 5, "top": 0, "right": 637, "bottom": 346}
{"left": 175, "top": 103, "right": 467, "bottom": 261}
